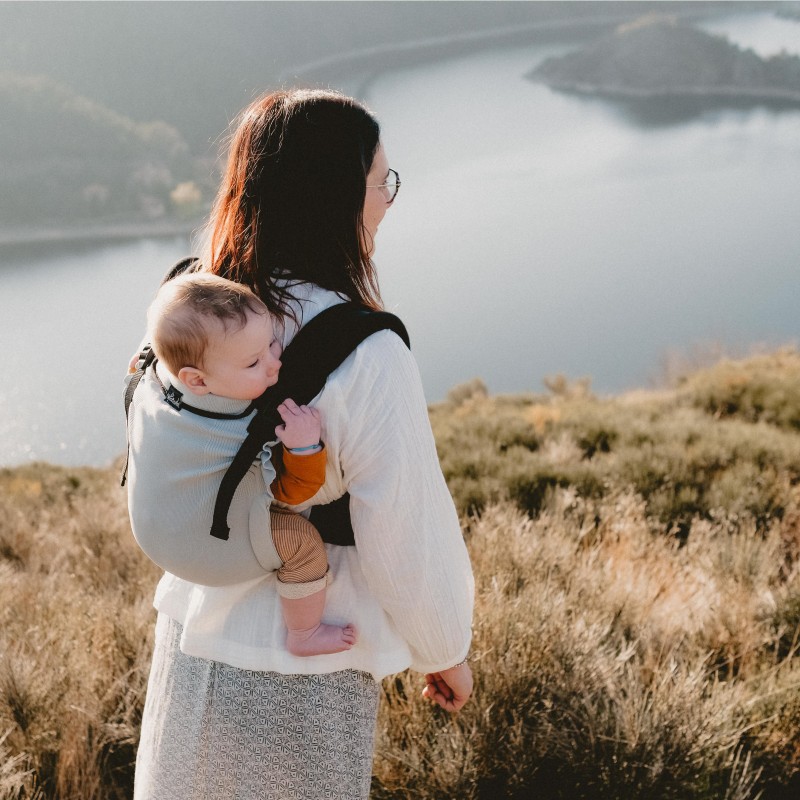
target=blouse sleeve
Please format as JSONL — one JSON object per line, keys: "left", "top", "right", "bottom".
{"left": 332, "top": 331, "right": 474, "bottom": 674}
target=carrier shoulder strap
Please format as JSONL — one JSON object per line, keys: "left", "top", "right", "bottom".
{"left": 162, "top": 256, "right": 202, "bottom": 284}
{"left": 209, "top": 302, "right": 410, "bottom": 541}
{"left": 121, "top": 345, "right": 157, "bottom": 486}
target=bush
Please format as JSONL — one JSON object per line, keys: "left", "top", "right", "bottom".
{"left": 432, "top": 373, "right": 800, "bottom": 535}
{"left": 0, "top": 464, "right": 159, "bottom": 799}
{"left": 679, "top": 349, "right": 800, "bottom": 431}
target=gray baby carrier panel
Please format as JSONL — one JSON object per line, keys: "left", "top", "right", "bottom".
{"left": 123, "top": 260, "right": 410, "bottom": 586}
{"left": 125, "top": 367, "right": 281, "bottom": 586}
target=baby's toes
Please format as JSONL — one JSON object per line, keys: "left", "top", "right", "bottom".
{"left": 342, "top": 624, "right": 358, "bottom": 644}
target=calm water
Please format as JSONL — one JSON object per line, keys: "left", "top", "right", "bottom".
{"left": 0, "top": 237, "right": 190, "bottom": 466}
{"left": 2, "top": 12, "right": 799, "bottom": 467}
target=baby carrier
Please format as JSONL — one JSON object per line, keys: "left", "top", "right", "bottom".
{"left": 123, "top": 259, "right": 409, "bottom": 580}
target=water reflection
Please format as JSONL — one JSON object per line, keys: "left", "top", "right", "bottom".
{"left": 0, "top": 237, "right": 189, "bottom": 467}
{"left": 573, "top": 93, "right": 800, "bottom": 129}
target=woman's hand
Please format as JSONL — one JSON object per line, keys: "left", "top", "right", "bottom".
{"left": 275, "top": 399, "right": 322, "bottom": 450}
{"left": 422, "top": 661, "right": 473, "bottom": 712}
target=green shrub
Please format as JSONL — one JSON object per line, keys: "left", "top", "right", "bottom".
{"left": 433, "top": 383, "right": 800, "bottom": 535}
{"left": 680, "top": 349, "right": 800, "bottom": 431}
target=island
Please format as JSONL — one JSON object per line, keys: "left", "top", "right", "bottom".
{"left": 527, "top": 15, "right": 800, "bottom": 107}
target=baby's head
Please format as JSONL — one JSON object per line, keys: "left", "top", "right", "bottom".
{"left": 147, "top": 273, "right": 282, "bottom": 401}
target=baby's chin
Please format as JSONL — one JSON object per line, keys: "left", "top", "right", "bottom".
{"left": 256, "top": 375, "right": 280, "bottom": 396}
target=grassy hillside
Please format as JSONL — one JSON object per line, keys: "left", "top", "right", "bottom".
{"left": 1, "top": 350, "right": 800, "bottom": 798}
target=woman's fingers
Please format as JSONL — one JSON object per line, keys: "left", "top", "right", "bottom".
{"left": 422, "top": 669, "right": 471, "bottom": 712}
{"left": 427, "top": 673, "right": 451, "bottom": 698}
{"left": 423, "top": 673, "right": 452, "bottom": 704}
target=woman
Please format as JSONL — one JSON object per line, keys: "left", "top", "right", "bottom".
{"left": 134, "top": 89, "right": 474, "bottom": 800}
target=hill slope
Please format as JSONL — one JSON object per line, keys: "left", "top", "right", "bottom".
{"left": 2, "top": 349, "right": 800, "bottom": 797}
{"left": 0, "top": 73, "right": 206, "bottom": 228}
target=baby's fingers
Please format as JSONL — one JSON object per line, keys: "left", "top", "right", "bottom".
{"left": 277, "top": 399, "right": 300, "bottom": 421}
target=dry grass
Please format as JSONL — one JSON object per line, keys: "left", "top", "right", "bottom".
{"left": 373, "top": 496, "right": 800, "bottom": 799}
{"left": 2, "top": 351, "right": 800, "bottom": 798}
{"left": 0, "top": 463, "right": 159, "bottom": 799}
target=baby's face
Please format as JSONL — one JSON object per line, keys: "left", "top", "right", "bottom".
{"left": 200, "top": 310, "right": 282, "bottom": 401}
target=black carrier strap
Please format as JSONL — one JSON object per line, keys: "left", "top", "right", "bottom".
{"left": 210, "top": 302, "right": 410, "bottom": 542}
{"left": 162, "top": 256, "right": 202, "bottom": 284}
{"left": 308, "top": 494, "right": 357, "bottom": 547}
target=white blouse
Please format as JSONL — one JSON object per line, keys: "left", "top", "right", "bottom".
{"left": 152, "top": 283, "right": 474, "bottom": 681}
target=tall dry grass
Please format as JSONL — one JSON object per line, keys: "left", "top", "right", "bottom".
{"left": 0, "top": 464, "right": 159, "bottom": 799}
{"left": 373, "top": 496, "right": 800, "bottom": 799}
{"left": 2, "top": 349, "right": 800, "bottom": 798}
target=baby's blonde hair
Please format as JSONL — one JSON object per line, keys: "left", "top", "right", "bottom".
{"left": 147, "top": 273, "right": 268, "bottom": 375}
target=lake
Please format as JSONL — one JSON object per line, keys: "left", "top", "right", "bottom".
{"left": 1, "top": 11, "right": 799, "bottom": 468}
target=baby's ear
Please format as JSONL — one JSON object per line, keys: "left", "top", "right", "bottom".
{"left": 178, "top": 367, "right": 210, "bottom": 395}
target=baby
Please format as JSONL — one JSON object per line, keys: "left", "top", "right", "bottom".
{"left": 130, "top": 271, "right": 356, "bottom": 657}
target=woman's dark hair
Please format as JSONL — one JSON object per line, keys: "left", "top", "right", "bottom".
{"left": 208, "top": 89, "right": 383, "bottom": 320}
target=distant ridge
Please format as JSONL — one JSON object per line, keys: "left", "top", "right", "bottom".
{"left": 528, "top": 15, "right": 800, "bottom": 106}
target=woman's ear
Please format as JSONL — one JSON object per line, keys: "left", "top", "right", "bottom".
{"left": 178, "top": 366, "right": 210, "bottom": 395}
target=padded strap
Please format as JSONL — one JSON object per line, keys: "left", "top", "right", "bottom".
{"left": 209, "top": 303, "right": 410, "bottom": 541}
{"left": 308, "top": 494, "right": 356, "bottom": 547}
{"left": 162, "top": 256, "right": 201, "bottom": 284}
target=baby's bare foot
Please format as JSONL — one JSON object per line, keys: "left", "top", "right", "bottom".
{"left": 286, "top": 623, "right": 357, "bottom": 657}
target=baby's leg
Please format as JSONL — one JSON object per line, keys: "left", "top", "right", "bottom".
{"left": 270, "top": 507, "right": 357, "bottom": 656}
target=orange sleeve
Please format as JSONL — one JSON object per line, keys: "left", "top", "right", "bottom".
{"left": 271, "top": 445, "right": 327, "bottom": 505}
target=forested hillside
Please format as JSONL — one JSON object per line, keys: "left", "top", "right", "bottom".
{"left": 530, "top": 15, "right": 800, "bottom": 103}
{"left": 0, "top": 73, "right": 205, "bottom": 226}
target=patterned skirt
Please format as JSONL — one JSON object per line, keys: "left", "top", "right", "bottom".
{"left": 134, "top": 614, "right": 380, "bottom": 800}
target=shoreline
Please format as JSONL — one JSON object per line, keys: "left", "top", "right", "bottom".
{"left": 537, "top": 80, "right": 800, "bottom": 105}
{"left": 281, "top": 6, "right": 728, "bottom": 86}
{"left": 1, "top": 6, "right": 768, "bottom": 254}
{"left": 0, "top": 219, "right": 202, "bottom": 251}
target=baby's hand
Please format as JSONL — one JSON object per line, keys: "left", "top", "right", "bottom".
{"left": 275, "top": 399, "right": 322, "bottom": 451}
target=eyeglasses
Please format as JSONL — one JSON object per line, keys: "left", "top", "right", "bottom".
{"left": 367, "top": 168, "right": 401, "bottom": 203}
